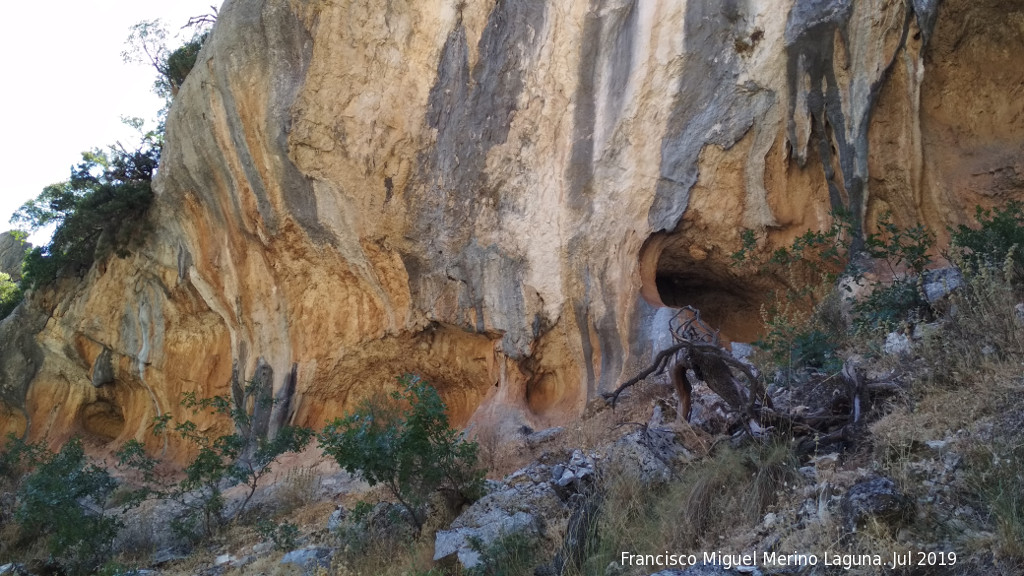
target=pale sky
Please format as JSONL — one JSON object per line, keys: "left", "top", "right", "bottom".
{"left": 0, "top": 0, "right": 222, "bottom": 244}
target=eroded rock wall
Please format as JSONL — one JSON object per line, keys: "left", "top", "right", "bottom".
{"left": 0, "top": 232, "right": 28, "bottom": 282}
{"left": 3, "top": 0, "right": 1023, "bottom": 456}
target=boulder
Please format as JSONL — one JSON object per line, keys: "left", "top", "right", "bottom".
{"left": 922, "top": 268, "right": 964, "bottom": 304}
{"left": 280, "top": 546, "right": 333, "bottom": 571}
{"left": 601, "top": 427, "right": 691, "bottom": 485}
{"left": 434, "top": 480, "right": 569, "bottom": 569}
{"left": 326, "top": 506, "right": 346, "bottom": 532}
{"left": 841, "top": 476, "right": 911, "bottom": 531}
{"left": 883, "top": 332, "right": 912, "bottom": 356}
{"left": 0, "top": 232, "right": 28, "bottom": 282}
{"left": 552, "top": 449, "right": 596, "bottom": 494}
{"left": 527, "top": 427, "right": 565, "bottom": 448}
{"left": 0, "top": 564, "right": 33, "bottom": 576}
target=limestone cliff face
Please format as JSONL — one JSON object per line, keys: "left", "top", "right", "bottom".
{"left": 2, "top": 0, "right": 1023, "bottom": 455}
{"left": 0, "top": 232, "right": 28, "bottom": 281}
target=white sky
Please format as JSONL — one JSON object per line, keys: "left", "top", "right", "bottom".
{"left": 0, "top": 0, "right": 222, "bottom": 244}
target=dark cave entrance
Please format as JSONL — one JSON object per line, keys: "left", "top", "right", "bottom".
{"left": 639, "top": 231, "right": 767, "bottom": 342}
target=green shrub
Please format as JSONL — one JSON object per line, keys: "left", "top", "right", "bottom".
{"left": 164, "top": 33, "right": 208, "bottom": 92}
{"left": 853, "top": 213, "right": 935, "bottom": 332}
{"left": 11, "top": 438, "right": 132, "bottom": 576}
{"left": 318, "top": 375, "right": 485, "bottom": 531}
{"left": 467, "top": 532, "right": 540, "bottom": 576}
{"left": 852, "top": 279, "right": 930, "bottom": 332}
{"left": 786, "top": 327, "right": 840, "bottom": 371}
{"left": 123, "top": 18, "right": 212, "bottom": 101}
{"left": 951, "top": 202, "right": 1024, "bottom": 282}
{"left": 737, "top": 211, "right": 938, "bottom": 367}
{"left": 12, "top": 140, "right": 158, "bottom": 289}
{"left": 256, "top": 519, "right": 300, "bottom": 551}
{"left": 734, "top": 214, "right": 852, "bottom": 374}
{"left": 0, "top": 272, "right": 22, "bottom": 320}
{"left": 118, "top": 388, "right": 313, "bottom": 542}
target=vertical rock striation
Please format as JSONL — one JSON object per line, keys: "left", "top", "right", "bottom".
{"left": 2, "top": 0, "right": 1023, "bottom": 456}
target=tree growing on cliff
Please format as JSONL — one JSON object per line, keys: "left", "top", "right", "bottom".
{"left": 318, "top": 375, "right": 485, "bottom": 531}
{"left": 11, "top": 125, "right": 159, "bottom": 289}
{"left": 123, "top": 11, "right": 214, "bottom": 104}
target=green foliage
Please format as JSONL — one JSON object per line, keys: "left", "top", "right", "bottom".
{"left": 165, "top": 33, "right": 208, "bottom": 92}
{"left": 318, "top": 375, "right": 485, "bottom": 531}
{"left": 9, "top": 438, "right": 134, "bottom": 576}
{"left": 736, "top": 210, "right": 939, "bottom": 373}
{"left": 0, "top": 272, "right": 22, "bottom": 320}
{"left": 950, "top": 201, "right": 1024, "bottom": 281}
{"left": 864, "top": 214, "right": 934, "bottom": 276}
{"left": 466, "top": 532, "right": 540, "bottom": 576}
{"left": 0, "top": 434, "right": 46, "bottom": 479}
{"left": 733, "top": 211, "right": 852, "bottom": 310}
{"left": 256, "top": 519, "right": 300, "bottom": 551}
{"left": 734, "top": 213, "right": 853, "bottom": 374}
{"left": 350, "top": 499, "right": 376, "bottom": 524}
{"left": 853, "top": 280, "right": 929, "bottom": 332}
{"left": 12, "top": 134, "right": 159, "bottom": 289}
{"left": 761, "top": 325, "right": 840, "bottom": 373}
{"left": 118, "top": 388, "right": 313, "bottom": 543}
{"left": 123, "top": 17, "right": 213, "bottom": 103}
{"left": 853, "top": 212, "right": 935, "bottom": 332}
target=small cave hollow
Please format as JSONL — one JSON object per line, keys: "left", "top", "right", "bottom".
{"left": 77, "top": 395, "right": 126, "bottom": 444}
{"left": 639, "top": 232, "right": 767, "bottom": 342}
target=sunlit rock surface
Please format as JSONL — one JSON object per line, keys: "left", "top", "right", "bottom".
{"left": 2, "top": 0, "right": 1023, "bottom": 458}
{"left": 0, "top": 232, "right": 28, "bottom": 282}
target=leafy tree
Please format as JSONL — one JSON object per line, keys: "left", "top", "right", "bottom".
{"left": 853, "top": 212, "right": 935, "bottom": 331}
{"left": 11, "top": 438, "right": 135, "bottom": 576}
{"left": 0, "top": 272, "right": 21, "bottom": 320}
{"left": 12, "top": 128, "right": 159, "bottom": 289}
{"left": 118, "top": 387, "right": 313, "bottom": 542}
{"left": 123, "top": 14, "right": 214, "bottom": 103}
{"left": 318, "top": 375, "right": 485, "bottom": 531}
{"left": 951, "top": 201, "right": 1024, "bottom": 281}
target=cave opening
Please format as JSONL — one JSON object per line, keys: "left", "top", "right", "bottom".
{"left": 640, "top": 231, "right": 767, "bottom": 342}
{"left": 78, "top": 396, "right": 126, "bottom": 444}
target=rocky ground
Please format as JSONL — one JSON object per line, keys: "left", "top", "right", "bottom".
{"left": 4, "top": 268, "right": 1024, "bottom": 576}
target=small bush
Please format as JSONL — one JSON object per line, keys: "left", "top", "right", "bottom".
{"left": 13, "top": 140, "right": 158, "bottom": 289}
{"left": 758, "top": 314, "right": 841, "bottom": 374}
{"left": 118, "top": 388, "right": 313, "bottom": 543}
{"left": 165, "top": 33, "right": 207, "bottom": 90}
{"left": 467, "top": 532, "right": 540, "bottom": 576}
{"left": 852, "top": 279, "right": 930, "bottom": 333}
{"left": 318, "top": 375, "right": 485, "bottom": 531}
{"left": 0, "top": 272, "right": 22, "bottom": 320}
{"left": 950, "top": 201, "right": 1024, "bottom": 280}
{"left": 853, "top": 213, "right": 935, "bottom": 332}
{"left": 256, "top": 519, "right": 300, "bottom": 551}
{"left": 11, "top": 438, "right": 131, "bottom": 576}
{"left": 735, "top": 214, "right": 853, "bottom": 373}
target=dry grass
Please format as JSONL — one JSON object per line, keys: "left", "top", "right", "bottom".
{"left": 564, "top": 439, "right": 800, "bottom": 575}
{"left": 275, "top": 465, "right": 324, "bottom": 514}
{"left": 329, "top": 531, "right": 435, "bottom": 576}
{"left": 865, "top": 268, "right": 1024, "bottom": 572}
